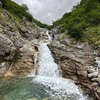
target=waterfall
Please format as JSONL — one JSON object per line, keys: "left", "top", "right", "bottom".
{"left": 38, "top": 43, "right": 59, "bottom": 77}
{"left": 31, "top": 31, "right": 88, "bottom": 100}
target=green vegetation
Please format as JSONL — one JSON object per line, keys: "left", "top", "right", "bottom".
{"left": 0, "top": 0, "right": 50, "bottom": 29}
{"left": 0, "top": 0, "right": 33, "bottom": 21}
{"left": 33, "top": 19, "right": 53, "bottom": 29}
{"left": 5, "top": 50, "right": 21, "bottom": 65}
{"left": 53, "top": 0, "right": 100, "bottom": 44}
{"left": 84, "top": 25, "right": 100, "bottom": 45}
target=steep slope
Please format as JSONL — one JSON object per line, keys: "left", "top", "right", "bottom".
{"left": 53, "top": 0, "right": 100, "bottom": 45}
{"left": 0, "top": 1, "right": 49, "bottom": 77}
{"left": 0, "top": 0, "right": 50, "bottom": 29}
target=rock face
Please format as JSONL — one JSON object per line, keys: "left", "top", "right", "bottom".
{"left": 0, "top": 34, "right": 16, "bottom": 61}
{"left": 48, "top": 37, "right": 100, "bottom": 97}
{"left": 48, "top": 41, "right": 95, "bottom": 81}
{"left": 5, "top": 40, "right": 40, "bottom": 77}
{"left": 0, "top": 9, "right": 42, "bottom": 77}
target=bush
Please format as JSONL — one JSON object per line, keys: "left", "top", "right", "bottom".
{"left": 1, "top": 0, "right": 33, "bottom": 21}
{"left": 52, "top": 0, "right": 100, "bottom": 41}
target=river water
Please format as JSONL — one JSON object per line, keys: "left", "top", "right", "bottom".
{"left": 0, "top": 31, "right": 91, "bottom": 100}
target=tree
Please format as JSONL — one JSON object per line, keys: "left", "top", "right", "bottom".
{"left": 21, "top": 4, "right": 28, "bottom": 11}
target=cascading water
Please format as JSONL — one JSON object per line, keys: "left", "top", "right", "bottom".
{"left": 38, "top": 43, "right": 59, "bottom": 77}
{"left": 32, "top": 31, "right": 88, "bottom": 100}
{"left": 0, "top": 31, "right": 92, "bottom": 100}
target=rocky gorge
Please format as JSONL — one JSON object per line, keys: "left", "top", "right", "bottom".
{"left": 48, "top": 33, "right": 100, "bottom": 99}
{"left": 0, "top": 2, "right": 100, "bottom": 100}
{"left": 0, "top": 8, "right": 45, "bottom": 77}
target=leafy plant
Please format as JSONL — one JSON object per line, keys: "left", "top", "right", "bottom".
{"left": 52, "top": 0, "right": 100, "bottom": 41}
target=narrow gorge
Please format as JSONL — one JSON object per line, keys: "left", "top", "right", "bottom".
{"left": 1, "top": 0, "right": 100, "bottom": 100}
{"left": 0, "top": 31, "right": 91, "bottom": 100}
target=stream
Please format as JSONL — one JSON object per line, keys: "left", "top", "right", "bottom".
{"left": 0, "top": 31, "right": 92, "bottom": 100}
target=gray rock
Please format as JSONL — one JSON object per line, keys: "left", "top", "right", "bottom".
{"left": 0, "top": 1, "right": 3, "bottom": 8}
{"left": 0, "top": 62, "right": 9, "bottom": 75}
{"left": 88, "top": 71, "right": 98, "bottom": 78}
{"left": 91, "top": 78, "right": 100, "bottom": 82}
{"left": 91, "top": 82, "right": 98, "bottom": 87}
{"left": 0, "top": 34, "right": 16, "bottom": 61}
{"left": 60, "top": 39, "right": 71, "bottom": 46}
{"left": 88, "top": 68, "right": 96, "bottom": 73}
{"left": 18, "top": 28, "right": 40, "bottom": 40}
{"left": 95, "top": 61, "right": 100, "bottom": 68}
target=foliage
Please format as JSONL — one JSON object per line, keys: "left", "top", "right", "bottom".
{"left": 0, "top": 0, "right": 50, "bottom": 29}
{"left": 21, "top": 4, "right": 29, "bottom": 11}
{"left": 83, "top": 25, "right": 100, "bottom": 45}
{"left": 53, "top": 0, "right": 100, "bottom": 40}
{"left": 0, "top": 0, "right": 33, "bottom": 21}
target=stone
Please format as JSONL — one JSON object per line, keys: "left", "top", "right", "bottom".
{"left": 97, "top": 88, "right": 100, "bottom": 93}
{"left": 91, "top": 78, "right": 100, "bottom": 82}
{"left": 0, "top": 1, "right": 3, "bottom": 8}
{"left": 88, "top": 71, "right": 98, "bottom": 78}
{"left": 91, "top": 82, "right": 98, "bottom": 87}
{"left": 0, "top": 34, "right": 16, "bottom": 61}
{"left": 88, "top": 68, "right": 96, "bottom": 73}
{"left": 97, "top": 71, "right": 100, "bottom": 78}
{"left": 95, "top": 60, "right": 100, "bottom": 68}
{"left": 60, "top": 39, "right": 71, "bottom": 46}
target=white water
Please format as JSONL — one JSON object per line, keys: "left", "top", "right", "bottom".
{"left": 38, "top": 43, "right": 59, "bottom": 77}
{"left": 32, "top": 31, "right": 88, "bottom": 100}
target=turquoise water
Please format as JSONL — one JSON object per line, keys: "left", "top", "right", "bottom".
{"left": 0, "top": 77, "right": 93, "bottom": 100}
{"left": 0, "top": 77, "right": 50, "bottom": 100}
{"left": 0, "top": 31, "right": 92, "bottom": 100}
